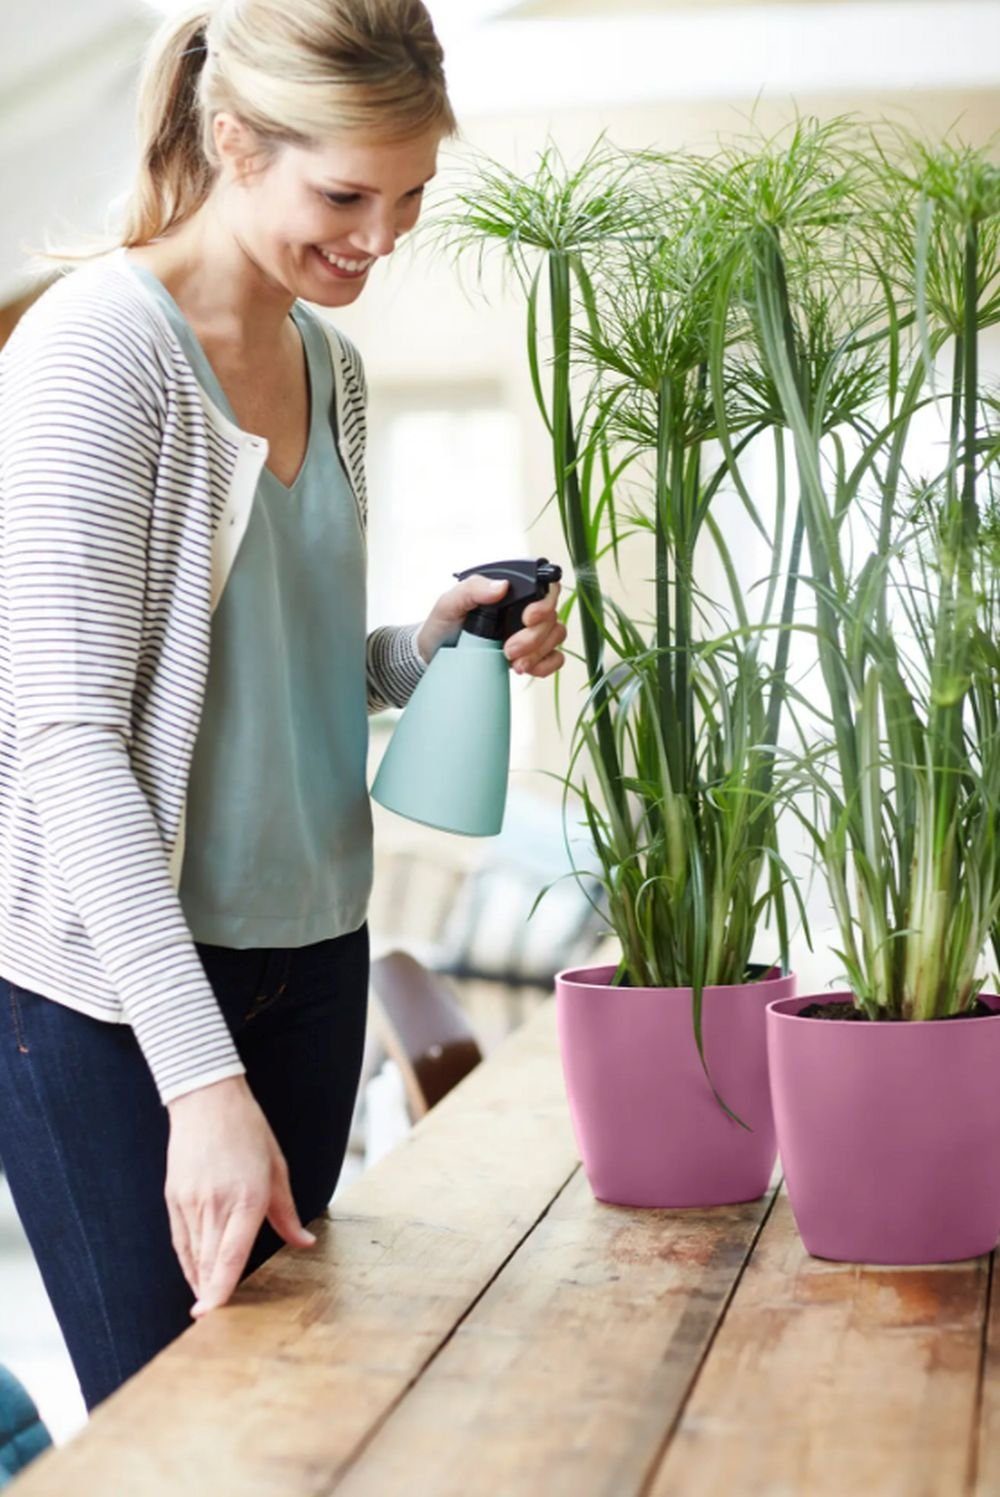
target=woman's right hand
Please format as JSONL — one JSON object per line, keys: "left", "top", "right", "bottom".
{"left": 165, "top": 1074, "right": 316, "bottom": 1316}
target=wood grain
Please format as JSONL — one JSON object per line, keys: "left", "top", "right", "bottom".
{"left": 650, "top": 1189, "right": 990, "bottom": 1497}
{"left": 332, "top": 1172, "right": 775, "bottom": 1497}
{"left": 16, "top": 993, "right": 996, "bottom": 1497}
{"left": 13, "top": 1001, "right": 578, "bottom": 1496}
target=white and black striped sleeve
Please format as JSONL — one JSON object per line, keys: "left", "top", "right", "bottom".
{"left": 1, "top": 305, "right": 246, "bottom": 1105}
{"left": 366, "top": 622, "right": 428, "bottom": 711}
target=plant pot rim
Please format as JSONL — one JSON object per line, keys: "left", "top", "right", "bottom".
{"left": 768, "top": 993, "right": 1000, "bottom": 1025}
{"left": 556, "top": 962, "right": 795, "bottom": 996}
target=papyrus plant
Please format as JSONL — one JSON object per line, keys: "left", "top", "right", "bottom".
{"left": 751, "top": 132, "right": 1000, "bottom": 1018}
{"left": 441, "top": 127, "right": 872, "bottom": 1026}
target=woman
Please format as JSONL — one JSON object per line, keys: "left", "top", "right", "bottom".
{"left": 0, "top": 0, "right": 566, "bottom": 1412}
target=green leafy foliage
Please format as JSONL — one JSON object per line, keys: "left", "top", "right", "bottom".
{"left": 443, "top": 117, "right": 1000, "bottom": 1024}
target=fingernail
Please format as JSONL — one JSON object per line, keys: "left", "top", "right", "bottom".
{"left": 191, "top": 1300, "right": 205, "bottom": 1315}
{"left": 303, "top": 1231, "right": 317, "bottom": 1245}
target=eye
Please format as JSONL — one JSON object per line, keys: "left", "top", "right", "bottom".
{"left": 321, "top": 186, "right": 426, "bottom": 207}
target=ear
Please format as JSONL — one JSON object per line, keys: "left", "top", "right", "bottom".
{"left": 212, "top": 111, "right": 262, "bottom": 183}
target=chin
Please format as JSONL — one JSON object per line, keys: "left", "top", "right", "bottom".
{"left": 305, "top": 281, "right": 367, "bottom": 309}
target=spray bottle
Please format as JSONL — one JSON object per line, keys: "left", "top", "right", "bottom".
{"left": 370, "top": 556, "right": 563, "bottom": 835}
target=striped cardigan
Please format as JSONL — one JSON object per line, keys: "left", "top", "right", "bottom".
{"left": 0, "top": 254, "right": 426, "bottom": 1104}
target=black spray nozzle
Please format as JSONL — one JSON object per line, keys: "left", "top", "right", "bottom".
{"left": 454, "top": 557, "right": 563, "bottom": 643}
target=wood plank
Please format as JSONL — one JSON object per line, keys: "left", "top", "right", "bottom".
{"left": 650, "top": 1189, "right": 989, "bottom": 1497}
{"left": 14, "top": 1001, "right": 579, "bottom": 1497}
{"left": 331, "top": 1173, "right": 776, "bottom": 1496}
{"left": 973, "top": 1251, "right": 1000, "bottom": 1495}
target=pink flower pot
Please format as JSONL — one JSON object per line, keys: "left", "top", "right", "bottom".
{"left": 767, "top": 994, "right": 1000, "bottom": 1264}
{"left": 555, "top": 964, "right": 795, "bottom": 1208}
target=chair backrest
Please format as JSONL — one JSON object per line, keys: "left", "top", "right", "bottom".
{"left": 370, "top": 951, "right": 483, "bottom": 1118}
{"left": 0, "top": 1365, "right": 52, "bottom": 1489}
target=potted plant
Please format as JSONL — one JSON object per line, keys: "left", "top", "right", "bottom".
{"left": 756, "top": 131, "right": 1000, "bottom": 1262}
{"left": 440, "top": 130, "right": 877, "bottom": 1206}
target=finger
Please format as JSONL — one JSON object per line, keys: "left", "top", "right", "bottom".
{"left": 509, "top": 623, "right": 568, "bottom": 671}
{"left": 520, "top": 596, "right": 560, "bottom": 628}
{"left": 463, "top": 575, "right": 508, "bottom": 608}
{"left": 515, "top": 638, "right": 567, "bottom": 675}
{"left": 524, "top": 650, "right": 565, "bottom": 679}
{"left": 191, "top": 1202, "right": 261, "bottom": 1316}
{"left": 516, "top": 601, "right": 565, "bottom": 638}
{"left": 508, "top": 615, "right": 567, "bottom": 652}
{"left": 167, "top": 1197, "right": 199, "bottom": 1297}
{"left": 537, "top": 620, "right": 568, "bottom": 650}
{"left": 266, "top": 1166, "right": 316, "bottom": 1250}
{"left": 184, "top": 1202, "right": 202, "bottom": 1296}
{"left": 197, "top": 1203, "right": 226, "bottom": 1303}
{"left": 530, "top": 577, "right": 561, "bottom": 611}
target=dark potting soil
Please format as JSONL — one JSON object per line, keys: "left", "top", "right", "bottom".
{"left": 608, "top": 963, "right": 776, "bottom": 990}
{"left": 797, "top": 998, "right": 998, "bottom": 1022}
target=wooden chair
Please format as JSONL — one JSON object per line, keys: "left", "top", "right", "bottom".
{"left": 369, "top": 951, "right": 483, "bottom": 1119}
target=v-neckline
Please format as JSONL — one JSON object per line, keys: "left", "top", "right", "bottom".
{"left": 123, "top": 259, "right": 316, "bottom": 495}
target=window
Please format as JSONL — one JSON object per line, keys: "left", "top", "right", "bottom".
{"left": 366, "top": 386, "right": 526, "bottom": 625}
{"left": 366, "top": 385, "right": 535, "bottom": 756}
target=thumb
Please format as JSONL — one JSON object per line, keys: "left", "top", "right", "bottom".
{"left": 424, "top": 575, "right": 510, "bottom": 657}
{"left": 459, "top": 574, "right": 508, "bottom": 611}
{"left": 267, "top": 1175, "right": 316, "bottom": 1249}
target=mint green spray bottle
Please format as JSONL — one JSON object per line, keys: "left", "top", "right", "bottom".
{"left": 370, "top": 557, "right": 562, "bottom": 836}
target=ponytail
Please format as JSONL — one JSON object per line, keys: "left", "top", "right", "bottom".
{"left": 121, "top": 7, "right": 215, "bottom": 246}
{"left": 43, "top": 0, "right": 455, "bottom": 261}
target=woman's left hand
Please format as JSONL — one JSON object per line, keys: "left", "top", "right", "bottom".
{"left": 416, "top": 574, "right": 567, "bottom": 678}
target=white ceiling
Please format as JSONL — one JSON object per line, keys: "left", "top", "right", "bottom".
{"left": 509, "top": 0, "right": 911, "bottom": 11}
{"left": 445, "top": 1, "right": 1000, "bottom": 114}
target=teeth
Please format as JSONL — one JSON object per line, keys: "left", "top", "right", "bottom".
{"left": 318, "top": 248, "right": 373, "bottom": 274}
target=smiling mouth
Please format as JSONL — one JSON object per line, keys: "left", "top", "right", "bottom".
{"left": 312, "top": 246, "right": 375, "bottom": 279}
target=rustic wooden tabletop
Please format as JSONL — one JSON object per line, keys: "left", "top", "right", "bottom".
{"left": 13, "top": 1001, "right": 999, "bottom": 1496}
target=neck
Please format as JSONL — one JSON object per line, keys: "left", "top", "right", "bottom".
{"left": 130, "top": 193, "right": 295, "bottom": 351}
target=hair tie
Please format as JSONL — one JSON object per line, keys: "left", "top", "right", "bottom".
{"left": 180, "top": 25, "right": 210, "bottom": 61}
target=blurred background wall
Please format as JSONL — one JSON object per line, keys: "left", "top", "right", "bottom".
{"left": 1, "top": 0, "right": 998, "bottom": 1112}
{"left": 3, "top": 3, "right": 998, "bottom": 824}
{"left": 2, "top": 0, "right": 999, "bottom": 1097}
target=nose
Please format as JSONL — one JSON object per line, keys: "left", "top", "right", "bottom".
{"left": 354, "top": 205, "right": 398, "bottom": 259}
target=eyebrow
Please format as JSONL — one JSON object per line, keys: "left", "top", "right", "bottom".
{"left": 322, "top": 173, "right": 437, "bottom": 194}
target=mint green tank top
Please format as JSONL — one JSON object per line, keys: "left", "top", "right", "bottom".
{"left": 128, "top": 265, "right": 372, "bottom": 947}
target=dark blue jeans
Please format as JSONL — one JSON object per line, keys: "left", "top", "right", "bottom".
{"left": 0, "top": 923, "right": 369, "bottom": 1412}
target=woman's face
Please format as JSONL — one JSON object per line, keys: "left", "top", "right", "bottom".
{"left": 214, "top": 120, "right": 443, "bottom": 306}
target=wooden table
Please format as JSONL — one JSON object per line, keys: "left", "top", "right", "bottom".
{"left": 14, "top": 1001, "right": 1000, "bottom": 1496}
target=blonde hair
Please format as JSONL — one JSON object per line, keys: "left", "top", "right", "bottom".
{"left": 121, "top": 0, "right": 456, "bottom": 247}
